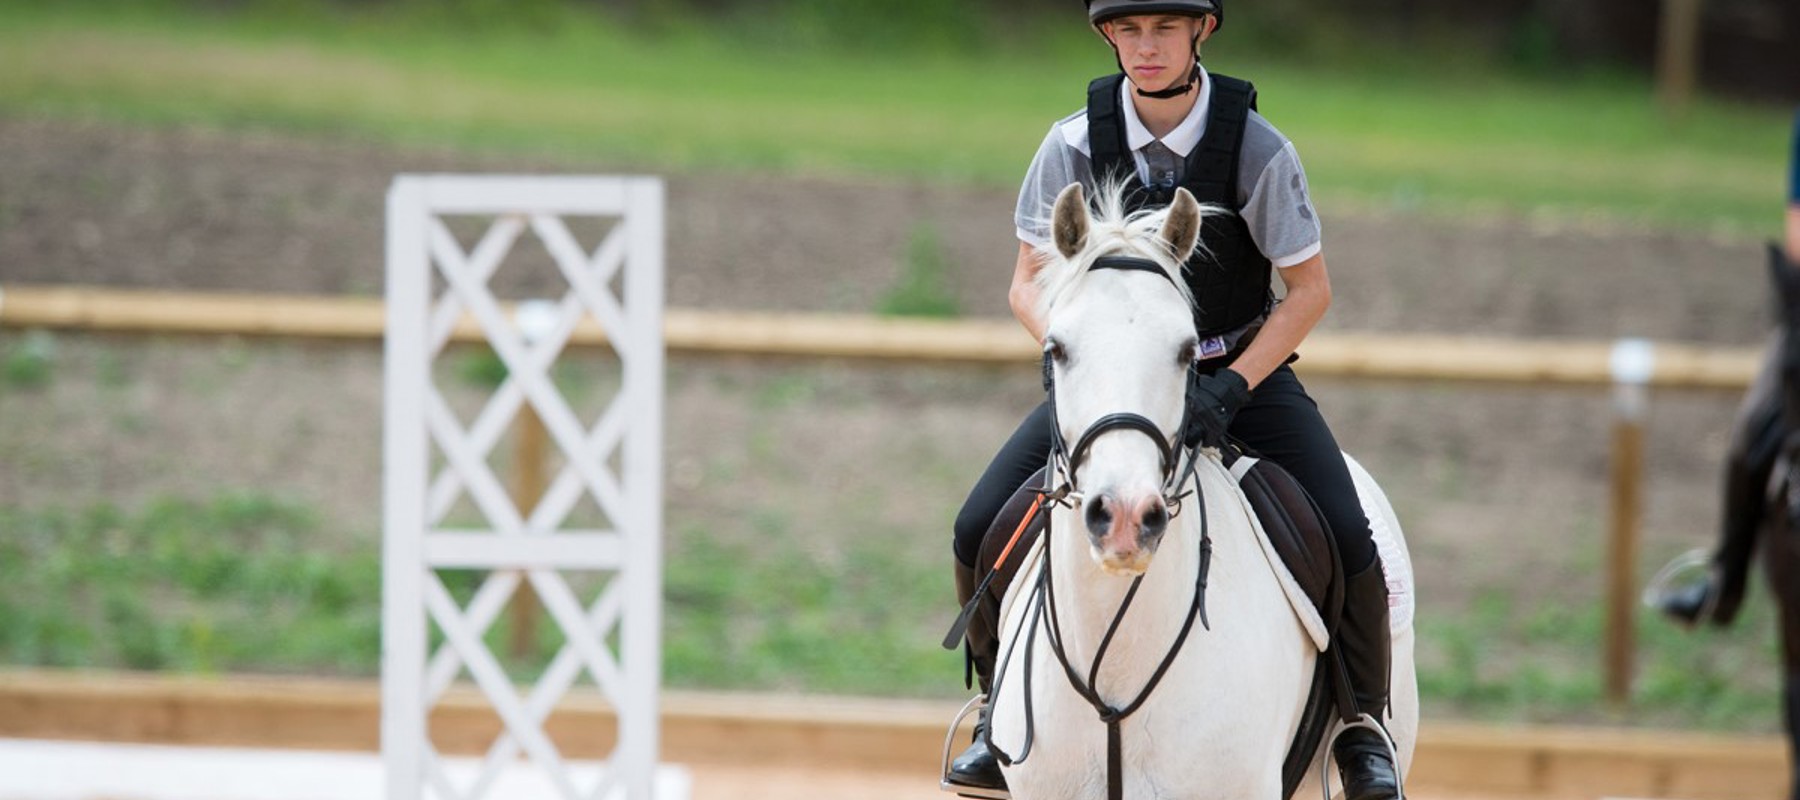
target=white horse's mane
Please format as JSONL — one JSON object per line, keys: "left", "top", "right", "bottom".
{"left": 1030, "top": 178, "right": 1201, "bottom": 321}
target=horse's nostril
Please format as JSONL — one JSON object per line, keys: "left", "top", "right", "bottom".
{"left": 1085, "top": 495, "right": 1113, "bottom": 536}
{"left": 1141, "top": 503, "right": 1169, "bottom": 535}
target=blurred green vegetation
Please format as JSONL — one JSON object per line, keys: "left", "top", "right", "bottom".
{"left": 0, "top": 494, "right": 955, "bottom": 695}
{"left": 2, "top": 330, "right": 57, "bottom": 389}
{"left": 1, "top": 492, "right": 1784, "bottom": 730}
{"left": 1418, "top": 587, "right": 1783, "bottom": 730}
{"left": 0, "top": 494, "right": 381, "bottom": 673}
{"left": 877, "top": 223, "right": 962, "bottom": 318}
{"left": 0, "top": 0, "right": 1789, "bottom": 236}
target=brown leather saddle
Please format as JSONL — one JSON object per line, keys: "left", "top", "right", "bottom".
{"left": 969, "top": 454, "right": 1348, "bottom": 799}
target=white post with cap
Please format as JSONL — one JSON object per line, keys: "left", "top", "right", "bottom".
{"left": 1605, "top": 337, "right": 1655, "bottom": 706}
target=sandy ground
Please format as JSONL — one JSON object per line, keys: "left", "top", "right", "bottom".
{"left": 0, "top": 737, "right": 1572, "bottom": 800}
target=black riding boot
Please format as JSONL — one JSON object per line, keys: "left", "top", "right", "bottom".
{"left": 946, "top": 560, "right": 1008, "bottom": 795}
{"left": 1333, "top": 560, "right": 1402, "bottom": 800}
{"left": 1654, "top": 569, "right": 1747, "bottom": 628}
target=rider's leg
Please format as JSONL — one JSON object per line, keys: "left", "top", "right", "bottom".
{"left": 1226, "top": 364, "right": 1398, "bottom": 800}
{"left": 1659, "top": 344, "right": 1780, "bottom": 627}
{"left": 946, "top": 402, "right": 1052, "bottom": 792}
{"left": 954, "top": 402, "right": 1052, "bottom": 568}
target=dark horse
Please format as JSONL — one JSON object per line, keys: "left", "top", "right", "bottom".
{"left": 1652, "top": 243, "right": 1800, "bottom": 800}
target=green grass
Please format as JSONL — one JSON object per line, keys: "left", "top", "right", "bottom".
{"left": 877, "top": 223, "right": 962, "bottom": 318}
{"left": 0, "top": 494, "right": 382, "bottom": 673}
{"left": 663, "top": 521, "right": 957, "bottom": 695}
{"left": 0, "top": 494, "right": 958, "bottom": 695}
{"left": 0, "top": 1, "right": 1790, "bottom": 237}
{"left": 2, "top": 330, "right": 56, "bottom": 388}
{"left": 4, "top": 492, "right": 1784, "bottom": 729}
{"left": 1417, "top": 588, "right": 1782, "bottom": 731}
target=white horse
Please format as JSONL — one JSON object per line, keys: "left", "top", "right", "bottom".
{"left": 985, "top": 182, "right": 1418, "bottom": 799}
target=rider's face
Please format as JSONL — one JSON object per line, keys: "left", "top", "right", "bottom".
{"left": 1102, "top": 15, "right": 1208, "bottom": 92}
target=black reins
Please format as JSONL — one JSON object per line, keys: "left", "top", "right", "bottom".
{"left": 982, "top": 254, "right": 1216, "bottom": 800}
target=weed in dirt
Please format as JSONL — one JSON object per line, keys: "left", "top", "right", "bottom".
{"left": 2, "top": 330, "right": 57, "bottom": 389}
{"left": 877, "top": 223, "right": 961, "bottom": 319}
{"left": 454, "top": 347, "right": 508, "bottom": 389}
{"left": 216, "top": 337, "right": 253, "bottom": 371}
{"left": 111, "top": 409, "right": 150, "bottom": 436}
{"left": 750, "top": 373, "right": 818, "bottom": 412}
{"left": 94, "top": 348, "right": 130, "bottom": 389}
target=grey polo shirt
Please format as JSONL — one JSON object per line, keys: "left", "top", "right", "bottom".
{"left": 1015, "top": 66, "right": 1322, "bottom": 270}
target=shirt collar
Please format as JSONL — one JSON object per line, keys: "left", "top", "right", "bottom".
{"left": 1119, "top": 64, "right": 1212, "bottom": 158}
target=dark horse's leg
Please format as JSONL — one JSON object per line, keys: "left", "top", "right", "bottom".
{"left": 1766, "top": 503, "right": 1800, "bottom": 800}
{"left": 1657, "top": 339, "right": 1782, "bottom": 626}
{"left": 1788, "top": 671, "right": 1800, "bottom": 800}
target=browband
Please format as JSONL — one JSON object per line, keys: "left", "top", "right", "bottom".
{"left": 1091, "top": 255, "right": 1177, "bottom": 286}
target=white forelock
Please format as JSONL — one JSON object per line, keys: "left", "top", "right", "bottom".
{"left": 1030, "top": 178, "right": 1204, "bottom": 323}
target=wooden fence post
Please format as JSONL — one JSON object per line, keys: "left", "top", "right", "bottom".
{"left": 1657, "top": 0, "right": 1704, "bottom": 118}
{"left": 1606, "top": 339, "right": 1655, "bottom": 706}
{"left": 506, "top": 300, "right": 559, "bottom": 662}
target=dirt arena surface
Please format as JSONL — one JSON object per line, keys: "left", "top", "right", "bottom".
{"left": 0, "top": 736, "right": 1670, "bottom": 800}
{"left": 0, "top": 116, "right": 1789, "bottom": 720}
{"left": 688, "top": 765, "right": 1547, "bottom": 800}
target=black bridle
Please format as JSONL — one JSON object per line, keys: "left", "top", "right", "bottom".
{"left": 984, "top": 254, "right": 1216, "bottom": 800}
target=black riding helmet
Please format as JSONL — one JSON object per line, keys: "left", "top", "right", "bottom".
{"left": 1084, "top": 0, "right": 1222, "bottom": 99}
{"left": 1086, "top": 0, "right": 1223, "bottom": 30}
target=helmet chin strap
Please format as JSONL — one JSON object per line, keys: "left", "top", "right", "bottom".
{"left": 1135, "top": 61, "right": 1200, "bottom": 99}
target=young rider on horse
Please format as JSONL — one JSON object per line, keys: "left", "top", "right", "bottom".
{"left": 946, "top": 2, "right": 1401, "bottom": 798}
{"left": 1655, "top": 109, "right": 1800, "bottom": 630}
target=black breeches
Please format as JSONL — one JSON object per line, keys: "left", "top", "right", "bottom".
{"left": 952, "top": 364, "right": 1376, "bottom": 573}
{"left": 953, "top": 402, "right": 1054, "bottom": 568}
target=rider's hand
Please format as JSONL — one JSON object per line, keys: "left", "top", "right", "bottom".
{"left": 1183, "top": 368, "right": 1250, "bottom": 448}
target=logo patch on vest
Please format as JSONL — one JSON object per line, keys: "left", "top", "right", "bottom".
{"left": 1199, "top": 334, "right": 1228, "bottom": 359}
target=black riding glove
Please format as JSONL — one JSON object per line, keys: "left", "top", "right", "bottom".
{"left": 1182, "top": 368, "right": 1251, "bottom": 448}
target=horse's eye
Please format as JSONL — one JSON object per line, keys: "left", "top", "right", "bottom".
{"left": 1047, "top": 338, "right": 1068, "bottom": 364}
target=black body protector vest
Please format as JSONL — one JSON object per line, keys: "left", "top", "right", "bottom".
{"left": 1085, "top": 71, "right": 1272, "bottom": 339}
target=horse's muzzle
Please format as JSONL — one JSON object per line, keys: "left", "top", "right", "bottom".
{"left": 1085, "top": 491, "right": 1170, "bottom": 575}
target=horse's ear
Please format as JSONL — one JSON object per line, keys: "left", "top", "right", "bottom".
{"left": 1160, "top": 187, "right": 1202, "bottom": 262}
{"left": 1052, "top": 183, "right": 1089, "bottom": 259}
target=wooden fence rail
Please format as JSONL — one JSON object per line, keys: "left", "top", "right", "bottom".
{"left": 0, "top": 284, "right": 1764, "bottom": 389}
{"left": 0, "top": 669, "right": 1788, "bottom": 800}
